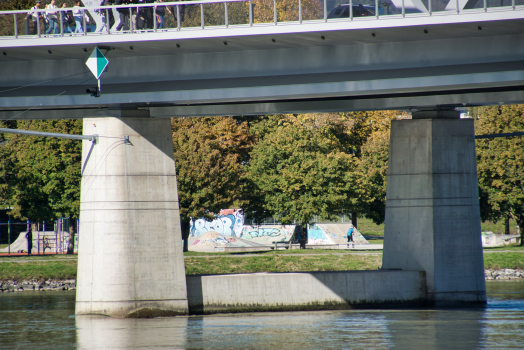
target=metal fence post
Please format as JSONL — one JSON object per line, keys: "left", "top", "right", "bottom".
{"left": 55, "top": 220, "right": 58, "bottom": 254}
{"left": 375, "top": 0, "right": 379, "bottom": 18}
{"left": 483, "top": 0, "right": 486, "bottom": 11}
{"left": 14, "top": 14, "right": 18, "bottom": 38}
{"left": 350, "top": 0, "right": 353, "bottom": 19}
{"left": 274, "top": 0, "right": 277, "bottom": 25}
{"left": 249, "top": 0, "right": 253, "bottom": 26}
{"left": 37, "top": 11, "right": 41, "bottom": 37}
{"left": 225, "top": 2, "right": 228, "bottom": 28}
{"left": 8, "top": 220, "right": 10, "bottom": 256}
{"left": 177, "top": 5, "right": 181, "bottom": 31}
{"left": 154, "top": 6, "right": 157, "bottom": 31}
{"left": 83, "top": 11, "right": 87, "bottom": 36}
{"left": 60, "top": 11, "right": 64, "bottom": 36}
{"left": 299, "top": 0, "right": 302, "bottom": 23}
{"left": 402, "top": 0, "right": 405, "bottom": 17}
{"left": 512, "top": 0, "right": 515, "bottom": 9}
{"left": 456, "top": 0, "right": 459, "bottom": 13}
{"left": 429, "top": 0, "right": 432, "bottom": 15}
{"left": 201, "top": 3, "right": 204, "bottom": 29}
{"left": 324, "top": 0, "right": 327, "bottom": 21}
{"left": 106, "top": 9, "right": 110, "bottom": 33}
{"left": 129, "top": 7, "right": 133, "bottom": 31}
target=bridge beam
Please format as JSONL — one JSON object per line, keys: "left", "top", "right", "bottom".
{"left": 382, "top": 111, "right": 486, "bottom": 306}
{"left": 76, "top": 112, "right": 188, "bottom": 317}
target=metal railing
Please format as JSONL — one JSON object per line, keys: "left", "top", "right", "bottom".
{"left": 0, "top": 0, "right": 522, "bottom": 40}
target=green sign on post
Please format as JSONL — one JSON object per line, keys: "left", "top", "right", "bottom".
{"left": 85, "top": 47, "right": 109, "bottom": 80}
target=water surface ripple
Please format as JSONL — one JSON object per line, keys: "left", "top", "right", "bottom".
{"left": 0, "top": 281, "right": 523, "bottom": 349}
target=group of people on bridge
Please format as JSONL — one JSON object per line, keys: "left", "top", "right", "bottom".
{"left": 24, "top": 0, "right": 186, "bottom": 36}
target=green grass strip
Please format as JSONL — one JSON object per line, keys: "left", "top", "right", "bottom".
{"left": 483, "top": 253, "right": 524, "bottom": 270}
{"left": 0, "top": 261, "right": 77, "bottom": 281}
{"left": 185, "top": 254, "right": 382, "bottom": 275}
{"left": 0, "top": 252, "right": 523, "bottom": 281}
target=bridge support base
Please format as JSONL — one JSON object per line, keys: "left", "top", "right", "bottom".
{"left": 382, "top": 116, "right": 486, "bottom": 306}
{"left": 76, "top": 114, "right": 188, "bottom": 317}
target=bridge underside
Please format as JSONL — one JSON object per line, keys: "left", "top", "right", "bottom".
{"left": 0, "top": 11, "right": 523, "bottom": 118}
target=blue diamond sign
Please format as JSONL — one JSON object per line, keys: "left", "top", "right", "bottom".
{"left": 86, "top": 47, "right": 109, "bottom": 80}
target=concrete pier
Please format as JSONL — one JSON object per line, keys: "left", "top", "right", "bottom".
{"left": 187, "top": 270, "right": 426, "bottom": 313}
{"left": 76, "top": 114, "right": 188, "bottom": 317}
{"left": 382, "top": 117, "right": 486, "bottom": 306}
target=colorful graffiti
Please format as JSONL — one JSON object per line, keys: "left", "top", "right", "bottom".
{"left": 189, "top": 209, "right": 295, "bottom": 248}
{"left": 191, "top": 209, "right": 244, "bottom": 237}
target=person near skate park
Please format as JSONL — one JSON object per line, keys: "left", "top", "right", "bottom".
{"left": 347, "top": 224, "right": 354, "bottom": 248}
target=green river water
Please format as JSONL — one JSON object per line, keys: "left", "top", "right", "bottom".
{"left": 0, "top": 281, "right": 523, "bottom": 349}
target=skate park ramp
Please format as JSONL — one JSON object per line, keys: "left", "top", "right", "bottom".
{"left": 0, "top": 231, "right": 73, "bottom": 254}
{"left": 188, "top": 231, "right": 273, "bottom": 252}
{"left": 0, "top": 231, "right": 30, "bottom": 253}
{"left": 308, "top": 224, "right": 368, "bottom": 245}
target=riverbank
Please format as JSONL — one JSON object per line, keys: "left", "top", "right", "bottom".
{"left": 1, "top": 249, "right": 522, "bottom": 290}
{"left": 1, "top": 269, "right": 523, "bottom": 293}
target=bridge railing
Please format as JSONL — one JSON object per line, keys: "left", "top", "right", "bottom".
{"left": 0, "top": 0, "right": 522, "bottom": 39}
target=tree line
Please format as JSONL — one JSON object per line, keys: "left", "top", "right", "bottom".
{"left": 0, "top": 105, "right": 523, "bottom": 246}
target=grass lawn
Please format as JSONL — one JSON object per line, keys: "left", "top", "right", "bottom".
{"left": 484, "top": 253, "right": 524, "bottom": 270}
{"left": 184, "top": 254, "right": 382, "bottom": 275}
{"left": 1, "top": 249, "right": 523, "bottom": 281}
{"left": 481, "top": 218, "right": 518, "bottom": 235}
{"left": 0, "top": 260, "right": 77, "bottom": 281}
{"left": 483, "top": 244, "right": 524, "bottom": 252}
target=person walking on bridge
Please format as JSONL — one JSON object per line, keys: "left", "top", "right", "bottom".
{"left": 44, "top": 0, "right": 59, "bottom": 35}
{"left": 73, "top": 1, "right": 85, "bottom": 33}
{"left": 25, "top": 1, "right": 42, "bottom": 35}
{"left": 347, "top": 224, "right": 354, "bottom": 249}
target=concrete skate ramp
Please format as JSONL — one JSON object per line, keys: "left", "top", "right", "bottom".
{"left": 0, "top": 231, "right": 30, "bottom": 253}
{"left": 189, "top": 231, "right": 268, "bottom": 252}
{"left": 308, "top": 224, "right": 368, "bottom": 245}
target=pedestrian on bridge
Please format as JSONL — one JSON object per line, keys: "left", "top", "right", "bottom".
{"left": 25, "top": 1, "right": 42, "bottom": 35}
{"left": 115, "top": 0, "right": 130, "bottom": 31}
{"left": 155, "top": 0, "right": 171, "bottom": 30}
{"left": 44, "top": 0, "right": 59, "bottom": 35}
{"left": 60, "top": 3, "right": 74, "bottom": 33}
{"left": 73, "top": 1, "right": 85, "bottom": 33}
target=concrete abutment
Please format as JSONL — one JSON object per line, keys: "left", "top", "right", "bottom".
{"left": 382, "top": 115, "right": 486, "bottom": 306}
{"left": 76, "top": 113, "right": 188, "bottom": 317}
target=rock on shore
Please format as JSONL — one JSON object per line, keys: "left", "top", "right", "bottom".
{"left": 485, "top": 269, "right": 524, "bottom": 280}
{"left": 0, "top": 279, "right": 76, "bottom": 292}
{"left": 1, "top": 270, "right": 522, "bottom": 293}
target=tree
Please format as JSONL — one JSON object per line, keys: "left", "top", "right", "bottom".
{"left": 0, "top": 119, "right": 82, "bottom": 222}
{"left": 245, "top": 115, "right": 358, "bottom": 233}
{"left": 253, "top": 0, "right": 323, "bottom": 23}
{"left": 353, "top": 111, "right": 402, "bottom": 226}
{"left": 475, "top": 105, "right": 524, "bottom": 245}
{"left": 171, "top": 117, "right": 256, "bottom": 251}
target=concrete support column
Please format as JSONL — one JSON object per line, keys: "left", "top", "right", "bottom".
{"left": 76, "top": 112, "right": 188, "bottom": 317}
{"left": 382, "top": 116, "right": 486, "bottom": 306}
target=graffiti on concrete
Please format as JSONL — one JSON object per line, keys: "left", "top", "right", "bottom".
{"left": 191, "top": 209, "right": 244, "bottom": 237}
{"left": 189, "top": 209, "right": 295, "bottom": 244}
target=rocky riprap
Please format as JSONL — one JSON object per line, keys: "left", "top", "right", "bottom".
{"left": 0, "top": 279, "right": 76, "bottom": 292}
{"left": 485, "top": 269, "right": 524, "bottom": 280}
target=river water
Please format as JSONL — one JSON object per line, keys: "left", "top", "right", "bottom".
{"left": 0, "top": 281, "right": 523, "bottom": 349}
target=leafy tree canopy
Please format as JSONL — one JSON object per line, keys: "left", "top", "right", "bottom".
{"left": 171, "top": 116, "right": 256, "bottom": 223}
{"left": 474, "top": 105, "right": 524, "bottom": 244}
{"left": 0, "top": 119, "right": 82, "bottom": 222}
{"left": 245, "top": 114, "right": 358, "bottom": 226}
